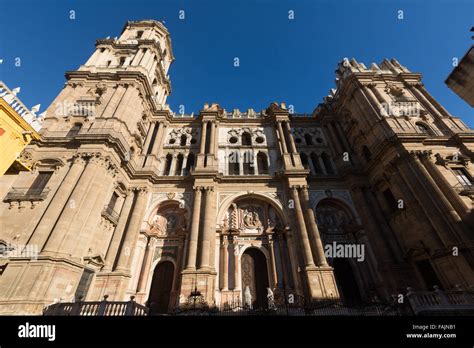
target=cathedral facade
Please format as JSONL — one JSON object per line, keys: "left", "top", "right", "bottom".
{"left": 0, "top": 20, "right": 473, "bottom": 315}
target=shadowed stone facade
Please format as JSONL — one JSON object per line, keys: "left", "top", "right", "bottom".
{"left": 0, "top": 20, "right": 473, "bottom": 315}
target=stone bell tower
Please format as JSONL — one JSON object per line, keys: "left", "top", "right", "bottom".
{"left": 0, "top": 20, "right": 176, "bottom": 314}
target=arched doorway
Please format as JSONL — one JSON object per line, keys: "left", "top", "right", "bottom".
{"left": 332, "top": 258, "right": 363, "bottom": 306}
{"left": 147, "top": 261, "right": 174, "bottom": 314}
{"left": 241, "top": 248, "right": 269, "bottom": 309}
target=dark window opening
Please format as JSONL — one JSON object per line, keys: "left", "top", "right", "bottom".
{"left": 257, "top": 152, "right": 269, "bottom": 174}
{"left": 180, "top": 135, "right": 187, "bottom": 146}
{"left": 228, "top": 152, "right": 240, "bottom": 175}
{"left": 311, "top": 153, "right": 323, "bottom": 174}
{"left": 383, "top": 188, "right": 398, "bottom": 213}
{"left": 241, "top": 132, "right": 252, "bottom": 146}
{"left": 300, "top": 153, "right": 310, "bottom": 169}
{"left": 164, "top": 154, "right": 172, "bottom": 176}
{"left": 415, "top": 260, "right": 443, "bottom": 290}
{"left": 321, "top": 152, "right": 334, "bottom": 174}
{"left": 74, "top": 269, "right": 95, "bottom": 301}
{"left": 175, "top": 154, "right": 184, "bottom": 175}
{"left": 29, "top": 172, "right": 53, "bottom": 194}
{"left": 305, "top": 134, "right": 313, "bottom": 145}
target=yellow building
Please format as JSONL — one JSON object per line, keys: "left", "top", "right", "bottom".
{"left": 0, "top": 82, "right": 43, "bottom": 175}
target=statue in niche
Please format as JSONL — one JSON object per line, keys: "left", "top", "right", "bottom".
{"left": 244, "top": 286, "right": 253, "bottom": 309}
{"left": 267, "top": 288, "right": 276, "bottom": 310}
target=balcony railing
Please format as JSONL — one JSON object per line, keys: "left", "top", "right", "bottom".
{"left": 407, "top": 286, "right": 474, "bottom": 315}
{"left": 101, "top": 205, "right": 120, "bottom": 225}
{"left": 3, "top": 187, "right": 50, "bottom": 202}
{"left": 43, "top": 296, "right": 148, "bottom": 316}
{"left": 453, "top": 183, "right": 474, "bottom": 196}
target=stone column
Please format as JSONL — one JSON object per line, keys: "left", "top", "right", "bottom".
{"left": 74, "top": 162, "right": 117, "bottom": 256}
{"left": 64, "top": 156, "right": 113, "bottom": 256}
{"left": 209, "top": 121, "right": 216, "bottom": 155}
{"left": 419, "top": 153, "right": 470, "bottom": 220}
{"left": 232, "top": 237, "right": 240, "bottom": 290}
{"left": 143, "top": 122, "right": 156, "bottom": 154}
{"left": 300, "top": 186, "right": 328, "bottom": 266}
{"left": 169, "top": 154, "right": 177, "bottom": 176}
{"left": 276, "top": 121, "right": 288, "bottom": 154}
{"left": 199, "top": 122, "right": 208, "bottom": 154}
{"left": 137, "top": 237, "right": 156, "bottom": 293}
{"left": 324, "top": 123, "right": 343, "bottom": 156}
{"left": 290, "top": 186, "right": 315, "bottom": 268}
{"left": 185, "top": 187, "right": 202, "bottom": 270}
{"left": 409, "top": 85, "right": 444, "bottom": 119}
{"left": 334, "top": 122, "right": 351, "bottom": 153}
{"left": 29, "top": 154, "right": 86, "bottom": 251}
{"left": 151, "top": 122, "right": 165, "bottom": 157}
{"left": 219, "top": 235, "right": 229, "bottom": 290}
{"left": 115, "top": 187, "right": 149, "bottom": 272}
{"left": 268, "top": 235, "right": 278, "bottom": 287}
{"left": 42, "top": 154, "right": 100, "bottom": 255}
{"left": 182, "top": 155, "right": 188, "bottom": 175}
{"left": 103, "top": 189, "right": 135, "bottom": 271}
{"left": 199, "top": 186, "right": 215, "bottom": 270}
{"left": 409, "top": 152, "right": 465, "bottom": 238}
{"left": 285, "top": 122, "right": 297, "bottom": 154}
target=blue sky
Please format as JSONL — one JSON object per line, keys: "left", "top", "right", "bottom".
{"left": 1, "top": 0, "right": 473, "bottom": 126}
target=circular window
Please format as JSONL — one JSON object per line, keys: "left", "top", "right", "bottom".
{"left": 190, "top": 138, "right": 197, "bottom": 144}
{"left": 295, "top": 138, "right": 302, "bottom": 144}
{"left": 229, "top": 136, "right": 238, "bottom": 144}
{"left": 169, "top": 138, "right": 176, "bottom": 144}
{"left": 316, "top": 138, "right": 323, "bottom": 143}
{"left": 255, "top": 136, "right": 265, "bottom": 144}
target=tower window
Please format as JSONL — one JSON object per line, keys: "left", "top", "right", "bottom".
{"left": 453, "top": 168, "right": 473, "bottom": 187}
{"left": 241, "top": 132, "right": 252, "bottom": 146}
{"left": 228, "top": 152, "right": 240, "bottom": 175}
{"left": 119, "top": 57, "right": 126, "bottom": 66}
{"left": 321, "top": 152, "right": 334, "bottom": 174}
{"left": 107, "top": 192, "right": 119, "bottom": 211}
{"left": 28, "top": 172, "right": 53, "bottom": 194}
{"left": 136, "top": 31, "right": 144, "bottom": 38}
{"left": 382, "top": 188, "right": 398, "bottom": 213}
{"left": 305, "top": 134, "right": 313, "bottom": 145}
{"left": 415, "top": 122, "right": 434, "bottom": 135}
{"left": 67, "top": 123, "right": 82, "bottom": 137}
{"left": 180, "top": 135, "right": 187, "bottom": 146}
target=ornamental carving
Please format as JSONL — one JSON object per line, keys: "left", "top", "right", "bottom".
{"left": 222, "top": 199, "right": 282, "bottom": 234}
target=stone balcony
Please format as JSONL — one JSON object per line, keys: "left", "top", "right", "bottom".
{"left": 406, "top": 286, "right": 474, "bottom": 315}
{"left": 43, "top": 296, "right": 148, "bottom": 316}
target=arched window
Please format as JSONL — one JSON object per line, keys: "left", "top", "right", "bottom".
{"left": 311, "top": 152, "right": 323, "bottom": 174}
{"left": 163, "top": 154, "right": 172, "bottom": 175}
{"left": 415, "top": 122, "right": 434, "bottom": 135}
{"left": 305, "top": 134, "right": 313, "bottom": 145}
{"left": 180, "top": 134, "right": 187, "bottom": 146}
{"left": 242, "top": 151, "right": 254, "bottom": 175}
{"left": 175, "top": 154, "right": 184, "bottom": 175}
{"left": 185, "top": 153, "right": 195, "bottom": 174}
{"left": 228, "top": 151, "right": 240, "bottom": 175}
{"left": 257, "top": 152, "right": 269, "bottom": 174}
{"left": 67, "top": 123, "right": 82, "bottom": 137}
{"left": 241, "top": 132, "right": 252, "bottom": 146}
{"left": 321, "top": 152, "right": 335, "bottom": 174}
{"left": 300, "top": 153, "right": 310, "bottom": 169}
